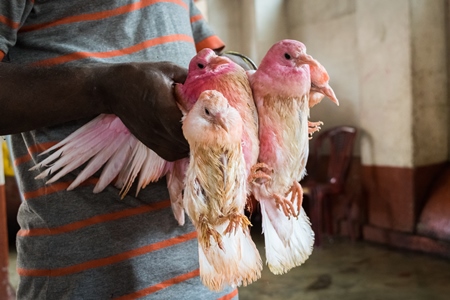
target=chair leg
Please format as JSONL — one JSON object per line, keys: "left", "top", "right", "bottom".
{"left": 309, "top": 189, "right": 324, "bottom": 247}
{"left": 347, "top": 194, "right": 359, "bottom": 242}
{"left": 323, "top": 195, "right": 334, "bottom": 237}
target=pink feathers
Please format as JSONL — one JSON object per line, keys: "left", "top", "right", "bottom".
{"left": 31, "top": 114, "right": 168, "bottom": 197}
{"left": 248, "top": 39, "right": 339, "bottom": 274}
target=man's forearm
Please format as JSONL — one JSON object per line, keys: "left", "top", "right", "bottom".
{"left": 0, "top": 63, "right": 110, "bottom": 135}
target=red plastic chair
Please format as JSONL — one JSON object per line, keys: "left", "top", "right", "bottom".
{"left": 302, "top": 126, "right": 358, "bottom": 246}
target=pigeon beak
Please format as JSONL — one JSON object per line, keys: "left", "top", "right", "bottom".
{"left": 295, "top": 52, "right": 315, "bottom": 67}
{"left": 210, "top": 56, "right": 230, "bottom": 70}
{"left": 296, "top": 53, "right": 340, "bottom": 106}
{"left": 216, "top": 115, "right": 229, "bottom": 132}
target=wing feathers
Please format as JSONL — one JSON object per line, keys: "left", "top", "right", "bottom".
{"left": 93, "top": 136, "right": 137, "bottom": 193}
{"left": 66, "top": 130, "right": 129, "bottom": 191}
{"left": 32, "top": 114, "right": 168, "bottom": 197}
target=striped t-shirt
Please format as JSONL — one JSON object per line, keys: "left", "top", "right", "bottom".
{"left": 0, "top": 1, "right": 239, "bottom": 299}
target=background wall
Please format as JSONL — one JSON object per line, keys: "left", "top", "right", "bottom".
{"left": 206, "top": 0, "right": 449, "bottom": 166}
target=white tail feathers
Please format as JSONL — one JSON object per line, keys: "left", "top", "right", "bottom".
{"left": 198, "top": 222, "right": 262, "bottom": 291}
{"left": 260, "top": 196, "right": 314, "bottom": 275}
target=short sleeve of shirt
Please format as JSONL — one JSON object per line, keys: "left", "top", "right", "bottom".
{"left": 190, "top": 1, "right": 225, "bottom": 52}
{"left": 0, "top": 0, "right": 34, "bottom": 60}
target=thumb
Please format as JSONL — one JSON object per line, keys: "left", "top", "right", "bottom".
{"left": 170, "top": 65, "right": 188, "bottom": 84}
{"left": 158, "top": 62, "right": 188, "bottom": 84}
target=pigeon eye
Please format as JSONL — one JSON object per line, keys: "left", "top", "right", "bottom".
{"left": 284, "top": 53, "right": 291, "bottom": 60}
{"left": 197, "top": 63, "right": 205, "bottom": 69}
{"left": 204, "top": 108, "right": 210, "bottom": 115}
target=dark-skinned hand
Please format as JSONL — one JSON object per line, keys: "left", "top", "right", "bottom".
{"left": 100, "top": 62, "right": 189, "bottom": 161}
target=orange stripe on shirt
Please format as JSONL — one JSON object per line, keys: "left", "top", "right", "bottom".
{"left": 14, "top": 141, "right": 58, "bottom": 166}
{"left": 217, "top": 289, "right": 239, "bottom": 300}
{"left": 17, "top": 231, "right": 197, "bottom": 277}
{"left": 18, "top": 199, "right": 171, "bottom": 237}
{"left": 196, "top": 35, "right": 225, "bottom": 53}
{"left": 0, "top": 15, "right": 20, "bottom": 30}
{"left": 20, "top": 0, "right": 188, "bottom": 33}
{"left": 22, "top": 178, "right": 98, "bottom": 200}
{"left": 32, "top": 34, "right": 195, "bottom": 66}
{"left": 114, "top": 269, "right": 200, "bottom": 300}
{"left": 0, "top": 51, "right": 5, "bottom": 61}
{"left": 190, "top": 14, "right": 203, "bottom": 23}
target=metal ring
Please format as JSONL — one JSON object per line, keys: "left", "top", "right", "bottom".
{"left": 222, "top": 51, "right": 258, "bottom": 70}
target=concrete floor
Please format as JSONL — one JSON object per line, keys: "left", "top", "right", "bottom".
{"left": 8, "top": 227, "right": 450, "bottom": 299}
{"left": 239, "top": 227, "right": 450, "bottom": 300}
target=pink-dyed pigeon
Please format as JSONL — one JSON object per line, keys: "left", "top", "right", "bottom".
{"left": 248, "top": 39, "right": 338, "bottom": 274}
{"left": 182, "top": 89, "right": 261, "bottom": 291}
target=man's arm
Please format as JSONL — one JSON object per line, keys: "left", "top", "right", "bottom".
{"left": 0, "top": 63, "right": 108, "bottom": 134}
{"left": 0, "top": 62, "right": 189, "bottom": 161}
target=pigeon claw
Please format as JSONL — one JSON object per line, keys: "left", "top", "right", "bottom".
{"left": 308, "top": 120, "right": 323, "bottom": 139}
{"left": 273, "top": 193, "right": 297, "bottom": 218}
{"left": 249, "top": 163, "right": 273, "bottom": 184}
{"left": 198, "top": 214, "right": 223, "bottom": 250}
{"left": 273, "top": 181, "right": 304, "bottom": 218}
{"left": 222, "top": 211, "right": 252, "bottom": 236}
{"left": 289, "top": 181, "right": 304, "bottom": 218}
{"left": 251, "top": 162, "right": 274, "bottom": 174}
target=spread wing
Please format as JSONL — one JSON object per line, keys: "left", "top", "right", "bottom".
{"left": 31, "top": 114, "right": 168, "bottom": 197}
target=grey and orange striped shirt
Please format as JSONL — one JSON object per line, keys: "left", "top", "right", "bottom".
{"left": 1, "top": 0, "right": 238, "bottom": 299}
